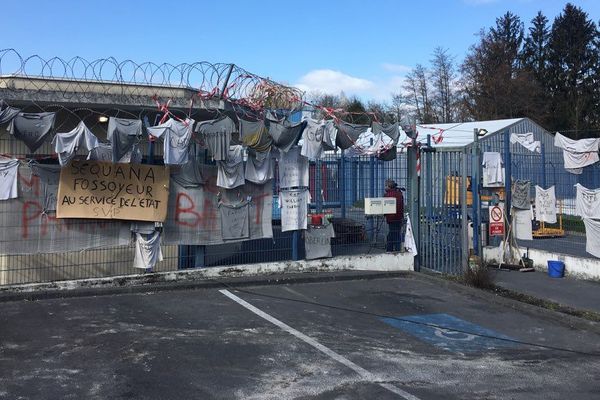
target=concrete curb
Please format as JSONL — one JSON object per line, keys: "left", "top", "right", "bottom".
{"left": 413, "top": 270, "right": 600, "bottom": 332}
{"left": 0, "top": 270, "right": 412, "bottom": 303}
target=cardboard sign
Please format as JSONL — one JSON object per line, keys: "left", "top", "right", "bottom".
{"left": 489, "top": 204, "right": 505, "bottom": 236}
{"left": 57, "top": 161, "right": 170, "bottom": 222}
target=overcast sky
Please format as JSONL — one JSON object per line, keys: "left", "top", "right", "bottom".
{"left": 3, "top": 0, "right": 599, "bottom": 102}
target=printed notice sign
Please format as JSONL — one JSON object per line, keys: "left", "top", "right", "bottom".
{"left": 56, "top": 161, "right": 170, "bottom": 222}
{"left": 488, "top": 204, "right": 505, "bottom": 236}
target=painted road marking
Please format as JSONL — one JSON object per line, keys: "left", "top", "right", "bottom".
{"left": 220, "top": 289, "right": 421, "bottom": 400}
{"left": 381, "top": 313, "right": 518, "bottom": 353}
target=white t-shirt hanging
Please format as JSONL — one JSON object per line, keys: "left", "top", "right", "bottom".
{"left": 554, "top": 132, "right": 600, "bottom": 174}
{"left": 216, "top": 145, "right": 245, "bottom": 189}
{"left": 133, "top": 231, "right": 163, "bottom": 269}
{"left": 583, "top": 218, "right": 600, "bottom": 258}
{"left": 510, "top": 132, "right": 540, "bottom": 153}
{"left": 513, "top": 208, "right": 533, "bottom": 241}
{"left": 575, "top": 184, "right": 600, "bottom": 219}
{"left": 52, "top": 121, "right": 99, "bottom": 166}
{"left": 147, "top": 118, "right": 194, "bottom": 165}
{"left": 278, "top": 146, "right": 309, "bottom": 188}
{"left": 0, "top": 158, "right": 19, "bottom": 200}
{"left": 301, "top": 118, "right": 325, "bottom": 160}
{"left": 534, "top": 185, "right": 557, "bottom": 224}
{"left": 278, "top": 188, "right": 311, "bottom": 232}
{"left": 482, "top": 152, "right": 503, "bottom": 186}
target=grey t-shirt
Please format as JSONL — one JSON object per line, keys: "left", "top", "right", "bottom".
{"left": 373, "top": 122, "right": 400, "bottom": 144}
{"left": 278, "top": 146, "right": 309, "bottom": 188}
{"left": 0, "top": 105, "right": 20, "bottom": 125}
{"left": 512, "top": 180, "right": 531, "bottom": 210}
{"left": 30, "top": 163, "right": 61, "bottom": 213}
{"left": 301, "top": 119, "right": 324, "bottom": 160}
{"left": 107, "top": 117, "right": 142, "bottom": 163}
{"left": 217, "top": 145, "right": 245, "bottom": 189}
{"left": 52, "top": 121, "right": 100, "bottom": 166}
{"left": 305, "top": 224, "right": 336, "bottom": 260}
{"left": 267, "top": 119, "right": 305, "bottom": 153}
{"left": 219, "top": 201, "right": 250, "bottom": 240}
{"left": 195, "top": 116, "right": 236, "bottom": 161}
{"left": 322, "top": 120, "right": 338, "bottom": 151}
{"left": 9, "top": 112, "right": 57, "bottom": 153}
{"left": 335, "top": 121, "right": 368, "bottom": 150}
{"left": 147, "top": 118, "right": 193, "bottom": 165}
{"left": 240, "top": 118, "right": 272, "bottom": 152}
{"left": 245, "top": 149, "right": 273, "bottom": 185}
{"left": 171, "top": 149, "right": 205, "bottom": 188}
{"left": 87, "top": 142, "right": 113, "bottom": 162}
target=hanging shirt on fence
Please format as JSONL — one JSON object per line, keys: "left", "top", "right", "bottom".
{"left": 217, "top": 145, "right": 245, "bottom": 189}
{"left": 130, "top": 222, "right": 157, "bottom": 235}
{"left": 267, "top": 119, "right": 306, "bottom": 153}
{"left": 512, "top": 180, "right": 531, "bottom": 210}
{"left": 8, "top": 112, "right": 57, "bottom": 153}
{"left": 404, "top": 214, "right": 418, "bottom": 256}
{"left": 583, "top": 218, "right": 600, "bottom": 258}
{"left": 107, "top": 117, "right": 143, "bottom": 163}
{"left": 147, "top": 118, "right": 194, "bottom": 165}
{"left": 240, "top": 118, "right": 272, "bottom": 152}
{"left": 301, "top": 118, "right": 325, "bottom": 160}
{"left": 87, "top": 142, "right": 113, "bottom": 162}
{"left": 575, "top": 183, "right": 600, "bottom": 219}
{"left": 534, "top": 185, "right": 557, "bottom": 224}
{"left": 373, "top": 122, "right": 400, "bottom": 145}
{"left": 510, "top": 132, "right": 541, "bottom": 153}
{"left": 335, "top": 121, "right": 369, "bottom": 150}
{"left": 133, "top": 231, "right": 163, "bottom": 269}
{"left": 278, "top": 145, "right": 309, "bottom": 188}
{"left": 219, "top": 200, "right": 250, "bottom": 240}
{"left": 482, "top": 152, "right": 504, "bottom": 186}
{"left": 322, "top": 120, "right": 338, "bottom": 151}
{"left": 171, "top": 150, "right": 205, "bottom": 188}
{"left": 195, "top": 116, "right": 236, "bottom": 161}
{"left": 0, "top": 105, "right": 20, "bottom": 125}
{"left": 52, "top": 121, "right": 100, "bottom": 166}
{"left": 245, "top": 149, "right": 273, "bottom": 185}
{"left": 513, "top": 208, "right": 533, "bottom": 240}
{"left": 0, "top": 158, "right": 19, "bottom": 200}
{"left": 554, "top": 132, "right": 600, "bottom": 174}
{"left": 304, "top": 224, "right": 335, "bottom": 260}
{"left": 279, "top": 188, "right": 311, "bottom": 232}
{"left": 30, "top": 163, "right": 61, "bottom": 212}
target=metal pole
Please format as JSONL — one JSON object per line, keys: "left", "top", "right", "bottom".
{"left": 292, "top": 231, "right": 300, "bottom": 261}
{"left": 407, "top": 140, "right": 420, "bottom": 271}
{"left": 340, "top": 150, "right": 347, "bottom": 218}
{"left": 368, "top": 139, "right": 375, "bottom": 241}
{"left": 316, "top": 159, "right": 323, "bottom": 213}
{"left": 461, "top": 148, "right": 469, "bottom": 271}
{"left": 426, "top": 134, "right": 433, "bottom": 219}
{"left": 504, "top": 129, "right": 512, "bottom": 215}
{"left": 472, "top": 128, "right": 481, "bottom": 256}
{"left": 540, "top": 142, "right": 547, "bottom": 188}
{"left": 219, "top": 64, "right": 235, "bottom": 99}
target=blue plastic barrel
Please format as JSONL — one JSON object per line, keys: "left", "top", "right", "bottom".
{"left": 547, "top": 260, "right": 565, "bottom": 278}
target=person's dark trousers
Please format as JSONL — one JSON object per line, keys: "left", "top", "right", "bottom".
{"left": 386, "top": 221, "right": 403, "bottom": 252}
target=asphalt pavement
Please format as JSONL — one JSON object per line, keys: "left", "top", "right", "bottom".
{"left": 1, "top": 274, "right": 600, "bottom": 399}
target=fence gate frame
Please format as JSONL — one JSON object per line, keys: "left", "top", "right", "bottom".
{"left": 412, "top": 145, "right": 470, "bottom": 275}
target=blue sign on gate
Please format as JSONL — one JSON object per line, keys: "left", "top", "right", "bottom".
{"left": 381, "top": 313, "right": 518, "bottom": 353}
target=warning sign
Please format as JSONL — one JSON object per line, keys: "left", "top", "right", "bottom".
{"left": 489, "top": 204, "right": 505, "bottom": 236}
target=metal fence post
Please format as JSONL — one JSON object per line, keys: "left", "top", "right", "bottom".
{"left": 340, "top": 150, "right": 347, "bottom": 218}
{"left": 407, "top": 142, "right": 420, "bottom": 271}
{"left": 504, "top": 129, "right": 512, "bottom": 214}
{"left": 368, "top": 140, "right": 375, "bottom": 241}
{"left": 472, "top": 128, "right": 481, "bottom": 256}
{"left": 461, "top": 148, "right": 469, "bottom": 270}
{"left": 315, "top": 159, "right": 323, "bottom": 213}
{"left": 541, "top": 142, "right": 547, "bottom": 188}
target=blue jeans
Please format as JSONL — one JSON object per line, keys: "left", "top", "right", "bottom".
{"left": 386, "top": 221, "right": 404, "bottom": 252}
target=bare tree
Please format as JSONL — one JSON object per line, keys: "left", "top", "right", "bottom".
{"left": 430, "top": 47, "right": 456, "bottom": 123}
{"left": 403, "top": 64, "right": 435, "bottom": 123}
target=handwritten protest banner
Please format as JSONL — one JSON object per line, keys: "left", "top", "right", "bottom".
{"left": 56, "top": 161, "right": 170, "bottom": 222}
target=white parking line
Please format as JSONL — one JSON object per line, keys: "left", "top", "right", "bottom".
{"left": 219, "top": 289, "right": 421, "bottom": 400}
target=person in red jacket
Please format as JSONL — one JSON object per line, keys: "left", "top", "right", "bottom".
{"left": 384, "top": 179, "right": 405, "bottom": 252}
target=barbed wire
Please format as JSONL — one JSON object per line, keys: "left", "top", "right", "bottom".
{"left": 0, "top": 49, "right": 303, "bottom": 109}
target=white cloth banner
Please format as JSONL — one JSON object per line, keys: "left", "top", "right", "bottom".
{"left": 583, "top": 218, "right": 600, "bottom": 258}
{"left": 575, "top": 183, "right": 600, "bottom": 219}
{"left": 133, "top": 231, "right": 163, "bottom": 269}
{"left": 534, "top": 185, "right": 557, "bottom": 224}
{"left": 554, "top": 132, "right": 600, "bottom": 174}
{"left": 513, "top": 208, "right": 533, "bottom": 240}
{"left": 404, "top": 214, "right": 418, "bottom": 256}
{"left": 510, "top": 132, "right": 540, "bottom": 153}
{"left": 278, "top": 188, "right": 311, "bottom": 232}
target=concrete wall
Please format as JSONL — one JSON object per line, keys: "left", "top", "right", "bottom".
{"left": 483, "top": 245, "right": 600, "bottom": 281}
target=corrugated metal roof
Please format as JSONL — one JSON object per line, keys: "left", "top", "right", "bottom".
{"left": 408, "top": 118, "right": 525, "bottom": 147}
